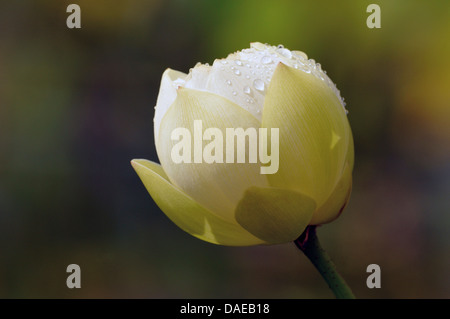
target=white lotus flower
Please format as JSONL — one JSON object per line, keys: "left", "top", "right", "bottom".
{"left": 132, "top": 42, "right": 353, "bottom": 246}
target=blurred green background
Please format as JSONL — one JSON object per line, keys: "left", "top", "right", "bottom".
{"left": 1, "top": 0, "right": 449, "bottom": 298}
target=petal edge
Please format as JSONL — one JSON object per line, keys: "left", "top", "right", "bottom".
{"left": 131, "top": 159, "right": 266, "bottom": 246}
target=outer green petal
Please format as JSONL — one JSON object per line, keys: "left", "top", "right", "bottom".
{"left": 235, "top": 186, "right": 316, "bottom": 244}
{"left": 157, "top": 88, "right": 269, "bottom": 222}
{"left": 262, "top": 63, "right": 351, "bottom": 207}
{"left": 131, "top": 159, "right": 266, "bottom": 246}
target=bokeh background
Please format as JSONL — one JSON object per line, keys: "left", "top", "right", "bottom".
{"left": 1, "top": 0, "right": 449, "bottom": 298}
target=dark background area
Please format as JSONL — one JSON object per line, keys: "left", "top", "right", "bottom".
{"left": 0, "top": 0, "right": 449, "bottom": 298}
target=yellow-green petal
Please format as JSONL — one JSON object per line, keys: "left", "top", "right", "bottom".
{"left": 235, "top": 186, "right": 316, "bottom": 244}
{"left": 309, "top": 162, "right": 352, "bottom": 225}
{"left": 311, "top": 130, "right": 354, "bottom": 224}
{"left": 157, "top": 88, "right": 269, "bottom": 222}
{"left": 131, "top": 159, "right": 266, "bottom": 246}
{"left": 262, "top": 63, "right": 351, "bottom": 207}
{"left": 346, "top": 129, "right": 355, "bottom": 172}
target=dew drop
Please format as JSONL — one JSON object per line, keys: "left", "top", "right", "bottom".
{"left": 232, "top": 91, "right": 237, "bottom": 96}
{"left": 300, "top": 65, "right": 311, "bottom": 74}
{"left": 245, "top": 74, "right": 250, "bottom": 79}
{"left": 277, "top": 44, "right": 284, "bottom": 49}
{"left": 234, "top": 69, "right": 241, "bottom": 76}
{"left": 261, "top": 56, "right": 272, "bottom": 64}
{"left": 243, "top": 86, "right": 251, "bottom": 95}
{"left": 292, "top": 50, "right": 308, "bottom": 60}
{"left": 235, "top": 60, "right": 243, "bottom": 66}
{"left": 277, "top": 48, "right": 292, "bottom": 59}
{"left": 253, "top": 79, "right": 265, "bottom": 91}
{"left": 220, "top": 60, "right": 228, "bottom": 64}
{"left": 226, "top": 80, "right": 232, "bottom": 86}
{"left": 252, "top": 42, "right": 266, "bottom": 50}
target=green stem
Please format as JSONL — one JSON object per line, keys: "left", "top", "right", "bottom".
{"left": 294, "top": 226, "right": 355, "bottom": 299}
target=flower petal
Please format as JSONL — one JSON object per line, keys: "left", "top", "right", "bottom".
{"left": 309, "top": 162, "right": 352, "bottom": 225}
{"left": 204, "top": 43, "right": 313, "bottom": 122}
{"left": 154, "top": 68, "right": 187, "bottom": 140}
{"left": 262, "top": 63, "right": 351, "bottom": 207}
{"left": 311, "top": 129, "right": 354, "bottom": 224}
{"left": 131, "top": 159, "right": 266, "bottom": 246}
{"left": 235, "top": 186, "right": 316, "bottom": 244}
{"left": 157, "top": 88, "right": 269, "bottom": 221}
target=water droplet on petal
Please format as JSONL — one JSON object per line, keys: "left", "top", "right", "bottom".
{"left": 243, "top": 86, "right": 251, "bottom": 95}
{"left": 232, "top": 91, "right": 237, "bottom": 96}
{"left": 245, "top": 74, "right": 250, "bottom": 79}
{"left": 292, "top": 50, "right": 308, "bottom": 60}
{"left": 300, "top": 65, "right": 311, "bottom": 74}
{"left": 253, "top": 79, "right": 265, "bottom": 91}
{"left": 261, "top": 56, "right": 272, "bottom": 64}
{"left": 277, "top": 44, "right": 284, "bottom": 49}
{"left": 235, "top": 60, "right": 243, "bottom": 66}
{"left": 277, "top": 48, "right": 292, "bottom": 59}
{"left": 220, "top": 60, "right": 228, "bottom": 64}
{"left": 226, "top": 80, "right": 232, "bottom": 86}
{"left": 251, "top": 42, "right": 266, "bottom": 50}
{"left": 234, "top": 69, "right": 241, "bottom": 75}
